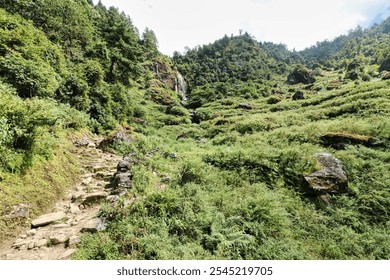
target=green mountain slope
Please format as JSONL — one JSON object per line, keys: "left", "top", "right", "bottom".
{"left": 0, "top": 0, "right": 389, "bottom": 259}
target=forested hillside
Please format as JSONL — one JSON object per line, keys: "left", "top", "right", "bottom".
{"left": 0, "top": 0, "right": 389, "bottom": 260}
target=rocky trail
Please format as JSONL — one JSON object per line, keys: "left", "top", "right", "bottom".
{"left": 0, "top": 139, "right": 124, "bottom": 260}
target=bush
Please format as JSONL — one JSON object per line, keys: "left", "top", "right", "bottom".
{"left": 168, "top": 106, "right": 189, "bottom": 117}
{"left": 0, "top": 9, "right": 64, "bottom": 98}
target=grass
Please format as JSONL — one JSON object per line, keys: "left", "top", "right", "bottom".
{"left": 0, "top": 136, "right": 81, "bottom": 241}
{"left": 0, "top": 84, "right": 88, "bottom": 242}
{"left": 74, "top": 76, "right": 390, "bottom": 260}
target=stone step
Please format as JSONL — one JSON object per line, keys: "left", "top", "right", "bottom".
{"left": 31, "top": 212, "right": 67, "bottom": 228}
{"left": 81, "top": 192, "right": 109, "bottom": 205}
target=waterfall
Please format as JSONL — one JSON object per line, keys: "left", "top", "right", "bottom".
{"left": 176, "top": 71, "right": 188, "bottom": 103}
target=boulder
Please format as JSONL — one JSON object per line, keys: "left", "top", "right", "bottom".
{"left": 292, "top": 91, "right": 305, "bottom": 100}
{"left": 98, "top": 129, "right": 133, "bottom": 150}
{"left": 49, "top": 234, "right": 68, "bottom": 245}
{"left": 31, "top": 212, "right": 67, "bottom": 228}
{"left": 303, "top": 153, "right": 348, "bottom": 195}
{"left": 117, "top": 159, "right": 131, "bottom": 172}
{"left": 81, "top": 218, "right": 106, "bottom": 233}
{"left": 73, "top": 138, "right": 91, "bottom": 147}
{"left": 111, "top": 172, "right": 132, "bottom": 189}
{"left": 106, "top": 195, "right": 120, "bottom": 204}
{"left": 110, "top": 188, "right": 128, "bottom": 197}
{"left": 81, "top": 176, "right": 93, "bottom": 186}
{"left": 34, "top": 239, "right": 48, "bottom": 248}
{"left": 287, "top": 67, "right": 316, "bottom": 85}
{"left": 68, "top": 236, "right": 81, "bottom": 246}
{"left": 59, "top": 249, "right": 77, "bottom": 260}
{"left": 3, "top": 204, "right": 30, "bottom": 219}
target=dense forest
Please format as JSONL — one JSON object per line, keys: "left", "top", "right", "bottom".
{"left": 0, "top": 0, "right": 389, "bottom": 260}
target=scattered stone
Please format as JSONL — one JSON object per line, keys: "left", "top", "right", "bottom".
{"left": 68, "top": 236, "right": 81, "bottom": 246}
{"left": 93, "top": 165, "right": 107, "bottom": 172}
{"left": 82, "top": 176, "right": 93, "bottom": 186}
{"left": 20, "top": 235, "right": 27, "bottom": 239}
{"left": 3, "top": 204, "right": 30, "bottom": 219}
{"left": 49, "top": 234, "right": 68, "bottom": 245}
{"left": 82, "top": 191, "right": 109, "bottom": 205}
{"left": 94, "top": 171, "right": 113, "bottom": 180}
{"left": 303, "top": 153, "right": 348, "bottom": 195}
{"left": 124, "top": 200, "right": 134, "bottom": 207}
{"left": 12, "top": 240, "right": 29, "bottom": 249}
{"left": 71, "top": 191, "right": 85, "bottom": 202}
{"left": 117, "top": 159, "right": 131, "bottom": 172}
{"left": 106, "top": 195, "right": 120, "bottom": 204}
{"left": 169, "top": 153, "right": 177, "bottom": 159}
{"left": 28, "top": 242, "right": 35, "bottom": 250}
{"left": 87, "top": 142, "right": 96, "bottom": 149}
{"left": 81, "top": 218, "right": 107, "bottom": 233}
{"left": 318, "top": 194, "right": 332, "bottom": 207}
{"left": 161, "top": 177, "right": 171, "bottom": 183}
{"left": 35, "top": 239, "right": 48, "bottom": 248}
{"left": 236, "top": 103, "right": 254, "bottom": 110}
{"left": 27, "top": 229, "right": 37, "bottom": 236}
{"left": 59, "top": 249, "right": 77, "bottom": 260}
{"left": 73, "top": 138, "right": 91, "bottom": 147}
{"left": 69, "top": 204, "right": 81, "bottom": 214}
{"left": 52, "top": 223, "right": 68, "bottom": 229}
{"left": 31, "top": 212, "right": 66, "bottom": 228}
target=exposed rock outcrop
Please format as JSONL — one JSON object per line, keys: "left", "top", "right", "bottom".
{"left": 98, "top": 129, "right": 133, "bottom": 150}
{"left": 287, "top": 66, "right": 316, "bottom": 85}
{"left": 31, "top": 212, "right": 67, "bottom": 228}
{"left": 320, "top": 132, "right": 375, "bottom": 149}
{"left": 303, "top": 153, "right": 348, "bottom": 195}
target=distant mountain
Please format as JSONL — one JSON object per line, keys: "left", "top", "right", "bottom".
{"left": 299, "top": 15, "right": 390, "bottom": 68}
{"left": 368, "top": 6, "right": 390, "bottom": 27}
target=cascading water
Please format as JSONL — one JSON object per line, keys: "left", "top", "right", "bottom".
{"left": 176, "top": 71, "right": 188, "bottom": 103}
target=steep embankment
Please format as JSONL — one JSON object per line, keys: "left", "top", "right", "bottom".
{"left": 0, "top": 137, "right": 122, "bottom": 260}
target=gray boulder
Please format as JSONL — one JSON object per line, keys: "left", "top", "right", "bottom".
{"left": 31, "top": 212, "right": 67, "bottom": 228}
{"left": 98, "top": 129, "right": 133, "bottom": 150}
{"left": 3, "top": 204, "right": 30, "bottom": 219}
{"left": 112, "top": 172, "right": 132, "bottom": 189}
{"left": 303, "top": 153, "right": 348, "bottom": 195}
{"left": 117, "top": 159, "right": 131, "bottom": 172}
{"left": 81, "top": 218, "right": 106, "bottom": 233}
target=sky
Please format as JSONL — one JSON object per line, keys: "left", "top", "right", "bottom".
{"left": 95, "top": 0, "right": 390, "bottom": 56}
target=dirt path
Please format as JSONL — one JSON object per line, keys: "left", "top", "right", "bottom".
{"left": 0, "top": 140, "right": 122, "bottom": 260}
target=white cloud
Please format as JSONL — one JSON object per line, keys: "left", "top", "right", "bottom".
{"left": 95, "top": 0, "right": 389, "bottom": 55}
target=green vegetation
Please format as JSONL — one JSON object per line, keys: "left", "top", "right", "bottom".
{"left": 0, "top": 0, "right": 389, "bottom": 259}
